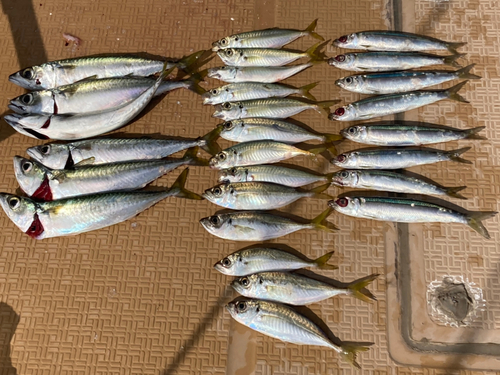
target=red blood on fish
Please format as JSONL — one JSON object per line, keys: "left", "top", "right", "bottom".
{"left": 41, "top": 118, "right": 51, "bottom": 129}
{"left": 26, "top": 213, "right": 44, "bottom": 239}
{"left": 32, "top": 176, "right": 53, "bottom": 201}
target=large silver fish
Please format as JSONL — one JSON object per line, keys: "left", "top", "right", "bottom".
{"left": 329, "top": 81, "right": 468, "bottom": 121}
{"left": 212, "top": 19, "right": 323, "bottom": 51}
{"left": 333, "top": 31, "right": 466, "bottom": 53}
{"left": 26, "top": 127, "right": 221, "bottom": 170}
{"left": 0, "top": 168, "right": 202, "bottom": 239}
{"left": 199, "top": 207, "right": 337, "bottom": 241}
{"left": 232, "top": 272, "right": 378, "bottom": 304}
{"left": 329, "top": 196, "right": 497, "bottom": 239}
{"left": 214, "top": 247, "right": 337, "bottom": 276}
{"left": 227, "top": 298, "right": 372, "bottom": 368}
{"left": 207, "top": 64, "right": 313, "bottom": 83}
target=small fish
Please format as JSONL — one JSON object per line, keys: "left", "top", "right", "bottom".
{"left": 26, "top": 127, "right": 221, "bottom": 170}
{"left": 331, "top": 170, "right": 468, "bottom": 199}
{"left": 329, "top": 196, "right": 497, "bottom": 239}
{"left": 212, "top": 19, "right": 324, "bottom": 51}
{"left": 0, "top": 168, "right": 202, "bottom": 239}
{"left": 217, "top": 42, "right": 325, "bottom": 67}
{"left": 8, "top": 50, "right": 205, "bottom": 90}
{"left": 218, "top": 118, "right": 342, "bottom": 144}
{"left": 227, "top": 298, "right": 372, "bottom": 368}
{"left": 329, "top": 81, "right": 468, "bottom": 121}
{"left": 341, "top": 122, "right": 485, "bottom": 146}
{"left": 328, "top": 51, "right": 464, "bottom": 72}
{"left": 331, "top": 146, "right": 472, "bottom": 169}
{"left": 333, "top": 31, "right": 466, "bottom": 53}
{"left": 335, "top": 64, "right": 480, "bottom": 95}
{"left": 232, "top": 272, "right": 378, "bottom": 305}
{"left": 214, "top": 247, "right": 337, "bottom": 276}
{"left": 202, "top": 82, "right": 318, "bottom": 105}
{"left": 209, "top": 140, "right": 333, "bottom": 169}
{"left": 199, "top": 207, "right": 337, "bottom": 241}
{"left": 203, "top": 181, "right": 332, "bottom": 210}
{"left": 213, "top": 98, "right": 339, "bottom": 121}
{"left": 207, "top": 64, "right": 313, "bottom": 83}
{"left": 218, "top": 165, "right": 334, "bottom": 187}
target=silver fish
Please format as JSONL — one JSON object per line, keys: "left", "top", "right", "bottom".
{"left": 331, "top": 146, "right": 472, "bottom": 169}
{"left": 328, "top": 51, "right": 463, "bottom": 72}
{"left": 207, "top": 64, "right": 313, "bottom": 83}
{"left": 232, "top": 272, "right": 378, "bottom": 305}
{"left": 335, "top": 64, "right": 480, "bottom": 95}
{"left": 199, "top": 207, "right": 337, "bottom": 241}
{"left": 218, "top": 165, "right": 334, "bottom": 187}
{"left": 0, "top": 168, "right": 202, "bottom": 239}
{"left": 331, "top": 170, "right": 467, "bottom": 199}
{"left": 340, "top": 122, "right": 485, "bottom": 146}
{"left": 213, "top": 98, "right": 339, "bottom": 120}
{"left": 203, "top": 181, "right": 331, "bottom": 210}
{"left": 329, "top": 196, "right": 497, "bottom": 239}
{"left": 212, "top": 19, "right": 323, "bottom": 51}
{"left": 329, "top": 81, "right": 468, "bottom": 121}
{"left": 333, "top": 31, "right": 466, "bottom": 53}
{"left": 227, "top": 298, "right": 372, "bottom": 368}
{"left": 214, "top": 247, "right": 337, "bottom": 276}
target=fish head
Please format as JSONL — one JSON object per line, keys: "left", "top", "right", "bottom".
{"left": 0, "top": 193, "right": 37, "bottom": 233}
{"left": 202, "top": 183, "right": 236, "bottom": 207}
{"left": 333, "top": 33, "right": 357, "bottom": 48}
{"left": 218, "top": 166, "right": 248, "bottom": 183}
{"left": 202, "top": 86, "right": 233, "bottom": 105}
{"left": 9, "top": 92, "right": 49, "bottom": 115}
{"left": 335, "top": 75, "right": 363, "bottom": 91}
{"left": 327, "top": 53, "right": 355, "bottom": 70}
{"left": 199, "top": 212, "right": 234, "bottom": 237}
{"left": 3, "top": 114, "right": 51, "bottom": 140}
{"left": 13, "top": 156, "right": 48, "bottom": 197}
{"left": 220, "top": 119, "right": 246, "bottom": 139}
{"left": 231, "top": 274, "right": 261, "bottom": 297}
{"left": 209, "top": 149, "right": 238, "bottom": 170}
{"left": 9, "top": 65, "right": 51, "bottom": 90}
{"left": 207, "top": 66, "right": 238, "bottom": 81}
{"left": 331, "top": 151, "right": 357, "bottom": 168}
{"left": 217, "top": 48, "right": 244, "bottom": 66}
{"left": 27, "top": 143, "right": 70, "bottom": 170}
{"left": 226, "top": 298, "right": 261, "bottom": 323}
{"left": 329, "top": 196, "right": 361, "bottom": 215}
{"left": 331, "top": 170, "right": 360, "bottom": 187}
{"left": 213, "top": 102, "right": 243, "bottom": 121}
{"left": 341, "top": 125, "right": 366, "bottom": 142}
{"left": 212, "top": 36, "right": 240, "bottom": 51}
{"left": 328, "top": 104, "right": 356, "bottom": 121}
{"left": 214, "top": 251, "right": 241, "bottom": 275}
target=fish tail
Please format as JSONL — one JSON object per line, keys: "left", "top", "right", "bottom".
{"left": 198, "top": 126, "right": 222, "bottom": 155}
{"left": 305, "top": 41, "right": 328, "bottom": 63}
{"left": 443, "top": 53, "right": 466, "bottom": 68}
{"left": 447, "top": 41, "right": 467, "bottom": 54}
{"left": 304, "top": 19, "right": 324, "bottom": 41}
{"left": 168, "top": 168, "right": 204, "bottom": 200}
{"left": 341, "top": 343, "right": 372, "bottom": 369}
{"left": 314, "top": 100, "right": 341, "bottom": 116}
{"left": 313, "top": 251, "right": 338, "bottom": 270}
{"left": 445, "top": 186, "right": 467, "bottom": 200}
{"left": 348, "top": 274, "right": 379, "bottom": 303}
{"left": 322, "top": 133, "right": 344, "bottom": 143}
{"left": 298, "top": 82, "right": 320, "bottom": 101}
{"left": 176, "top": 50, "right": 207, "bottom": 74}
{"left": 457, "top": 63, "right": 481, "bottom": 80}
{"left": 309, "top": 183, "right": 333, "bottom": 200}
{"left": 465, "top": 126, "right": 487, "bottom": 140}
{"left": 446, "top": 81, "right": 469, "bottom": 103}
{"left": 445, "top": 146, "right": 472, "bottom": 164}
{"left": 182, "top": 147, "right": 209, "bottom": 167}
{"left": 467, "top": 210, "right": 498, "bottom": 239}
{"left": 309, "top": 207, "right": 339, "bottom": 232}
{"left": 308, "top": 143, "right": 338, "bottom": 157}
{"left": 185, "top": 71, "right": 208, "bottom": 95}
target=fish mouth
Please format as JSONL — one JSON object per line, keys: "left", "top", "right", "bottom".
{"left": 331, "top": 176, "right": 344, "bottom": 186}
{"left": 328, "top": 113, "right": 340, "bottom": 121}
{"left": 212, "top": 111, "right": 224, "bottom": 119}
{"left": 206, "top": 69, "right": 220, "bottom": 79}
{"left": 8, "top": 103, "right": 27, "bottom": 114}
{"left": 327, "top": 199, "right": 339, "bottom": 209}
{"left": 334, "top": 79, "right": 344, "bottom": 88}
{"left": 199, "top": 217, "right": 211, "bottom": 230}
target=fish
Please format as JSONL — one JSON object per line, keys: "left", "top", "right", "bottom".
{"left": 8, "top": 50, "right": 206, "bottom": 90}
{"left": 232, "top": 272, "right": 378, "bottom": 305}
{"left": 209, "top": 140, "right": 334, "bottom": 169}
{"left": 206, "top": 63, "right": 313, "bottom": 83}
{"left": 331, "top": 146, "right": 472, "bottom": 169}
{"left": 218, "top": 165, "right": 335, "bottom": 187}
{"left": 335, "top": 64, "right": 480, "bottom": 95}
{"left": 202, "top": 81, "right": 319, "bottom": 105}
{"left": 212, "top": 19, "right": 324, "bottom": 51}
{"left": 203, "top": 181, "right": 332, "bottom": 210}
{"left": 340, "top": 122, "right": 486, "bottom": 146}
{"left": 13, "top": 148, "right": 206, "bottom": 200}
{"left": 4, "top": 64, "right": 172, "bottom": 141}
{"left": 331, "top": 170, "right": 468, "bottom": 199}
{"left": 227, "top": 298, "right": 372, "bottom": 368}
{"left": 329, "top": 196, "right": 497, "bottom": 239}
{"left": 214, "top": 247, "right": 337, "bottom": 276}
{"left": 218, "top": 118, "right": 342, "bottom": 144}
{"left": 216, "top": 42, "right": 325, "bottom": 67}
{"left": 0, "top": 168, "right": 202, "bottom": 239}
{"left": 199, "top": 207, "right": 337, "bottom": 241}
{"left": 328, "top": 51, "right": 464, "bottom": 72}
{"left": 213, "top": 98, "right": 339, "bottom": 120}
{"left": 26, "top": 127, "right": 221, "bottom": 170}
{"left": 329, "top": 81, "right": 469, "bottom": 121}
{"left": 333, "top": 31, "right": 466, "bottom": 53}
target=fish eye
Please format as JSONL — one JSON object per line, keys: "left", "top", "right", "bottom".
{"left": 223, "top": 102, "right": 232, "bottom": 109}
{"left": 223, "top": 121, "right": 233, "bottom": 129}
{"left": 8, "top": 197, "right": 20, "bottom": 209}
{"left": 21, "top": 93, "right": 33, "bottom": 104}
{"left": 211, "top": 89, "right": 219, "bottom": 95}
{"left": 230, "top": 167, "right": 238, "bottom": 174}
{"left": 209, "top": 216, "right": 220, "bottom": 225}
{"left": 345, "top": 77, "right": 352, "bottom": 84}
{"left": 340, "top": 171, "right": 349, "bottom": 178}
{"left": 213, "top": 187, "right": 222, "bottom": 196}
{"left": 234, "top": 37, "right": 239, "bottom": 41}
{"left": 22, "top": 161, "right": 32, "bottom": 172}
{"left": 337, "top": 154, "right": 347, "bottom": 163}
{"left": 225, "top": 49, "right": 233, "bottom": 56}
{"left": 222, "top": 257, "right": 231, "bottom": 267}
{"left": 22, "top": 68, "right": 33, "bottom": 79}
{"left": 240, "top": 277, "right": 250, "bottom": 287}
{"left": 336, "top": 197, "right": 349, "bottom": 207}
{"left": 338, "top": 35, "right": 348, "bottom": 43}
{"left": 236, "top": 301, "right": 247, "bottom": 311}
{"left": 40, "top": 145, "right": 51, "bottom": 154}
{"left": 335, "top": 55, "right": 346, "bottom": 62}
{"left": 335, "top": 107, "right": 345, "bottom": 116}
{"left": 348, "top": 126, "right": 357, "bottom": 134}
{"left": 217, "top": 152, "right": 226, "bottom": 161}
{"left": 221, "top": 38, "right": 228, "bottom": 45}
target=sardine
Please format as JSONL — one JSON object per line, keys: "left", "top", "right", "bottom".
{"left": 0, "top": 168, "right": 202, "bottom": 239}
{"left": 207, "top": 64, "right": 313, "bottom": 83}
{"left": 232, "top": 272, "right": 378, "bottom": 304}
{"left": 328, "top": 51, "right": 464, "bottom": 72}
{"left": 212, "top": 19, "right": 323, "bottom": 51}
{"left": 331, "top": 146, "right": 472, "bottom": 169}
{"left": 199, "top": 207, "right": 337, "bottom": 241}
{"left": 336, "top": 64, "right": 480, "bottom": 95}
{"left": 333, "top": 31, "right": 466, "bottom": 53}
{"left": 227, "top": 298, "right": 372, "bottom": 368}
{"left": 329, "top": 196, "right": 497, "bottom": 239}
{"left": 329, "top": 81, "right": 468, "bottom": 121}
{"left": 214, "top": 247, "right": 337, "bottom": 276}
